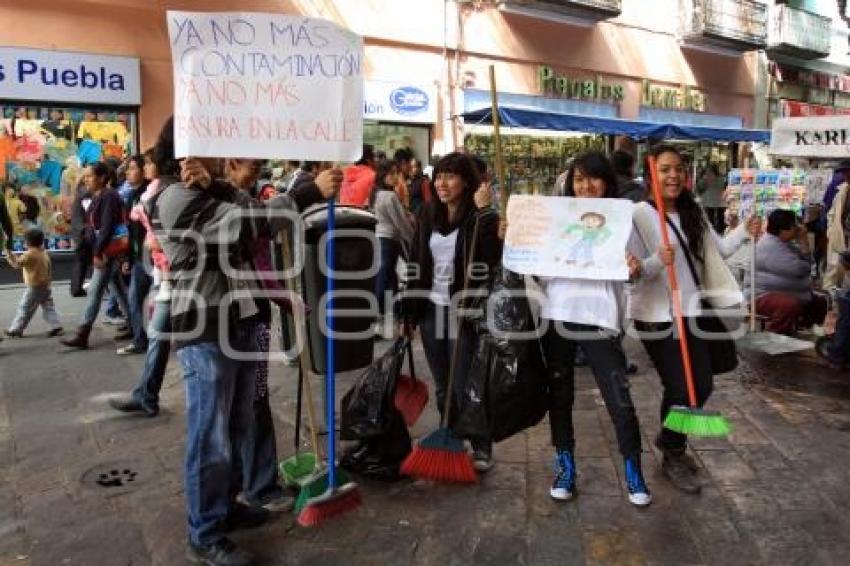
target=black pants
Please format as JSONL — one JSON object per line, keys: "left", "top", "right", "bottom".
{"left": 635, "top": 319, "right": 714, "bottom": 452}
{"left": 419, "top": 303, "right": 490, "bottom": 452}
{"left": 70, "top": 240, "right": 92, "bottom": 295}
{"left": 544, "top": 321, "right": 641, "bottom": 459}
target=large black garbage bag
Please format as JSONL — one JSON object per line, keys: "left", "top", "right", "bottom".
{"left": 341, "top": 337, "right": 407, "bottom": 440}
{"left": 340, "top": 409, "right": 411, "bottom": 482}
{"left": 454, "top": 268, "right": 549, "bottom": 443}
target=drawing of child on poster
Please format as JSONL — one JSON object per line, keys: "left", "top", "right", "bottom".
{"left": 559, "top": 211, "right": 612, "bottom": 267}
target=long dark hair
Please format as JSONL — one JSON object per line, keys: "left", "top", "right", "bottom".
{"left": 644, "top": 144, "right": 707, "bottom": 263}
{"left": 152, "top": 116, "right": 180, "bottom": 177}
{"left": 564, "top": 151, "right": 618, "bottom": 198}
{"left": 429, "top": 152, "right": 481, "bottom": 234}
{"left": 369, "top": 159, "right": 398, "bottom": 208}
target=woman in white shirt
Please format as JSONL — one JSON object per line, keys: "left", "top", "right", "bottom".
{"left": 402, "top": 152, "right": 502, "bottom": 472}
{"left": 630, "top": 144, "right": 758, "bottom": 495}
{"left": 541, "top": 152, "right": 650, "bottom": 507}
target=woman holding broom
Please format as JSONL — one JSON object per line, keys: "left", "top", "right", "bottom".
{"left": 402, "top": 152, "right": 503, "bottom": 473}
{"left": 629, "top": 144, "right": 759, "bottom": 494}
{"left": 538, "top": 151, "right": 651, "bottom": 506}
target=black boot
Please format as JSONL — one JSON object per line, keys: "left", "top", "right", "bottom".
{"left": 60, "top": 324, "right": 92, "bottom": 349}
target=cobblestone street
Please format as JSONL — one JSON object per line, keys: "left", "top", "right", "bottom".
{"left": 1, "top": 283, "right": 849, "bottom": 565}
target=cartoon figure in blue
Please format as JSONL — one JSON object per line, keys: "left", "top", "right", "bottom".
{"left": 558, "top": 211, "right": 612, "bottom": 267}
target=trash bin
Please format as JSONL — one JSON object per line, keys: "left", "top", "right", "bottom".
{"left": 300, "top": 203, "right": 377, "bottom": 374}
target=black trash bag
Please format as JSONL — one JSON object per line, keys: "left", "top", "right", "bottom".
{"left": 341, "top": 337, "right": 407, "bottom": 441}
{"left": 454, "top": 267, "right": 549, "bottom": 443}
{"left": 340, "top": 409, "right": 411, "bottom": 482}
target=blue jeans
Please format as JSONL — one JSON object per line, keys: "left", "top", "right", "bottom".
{"left": 830, "top": 290, "right": 850, "bottom": 363}
{"left": 128, "top": 263, "right": 153, "bottom": 350}
{"left": 177, "top": 328, "right": 257, "bottom": 547}
{"left": 131, "top": 297, "right": 171, "bottom": 412}
{"left": 376, "top": 237, "right": 402, "bottom": 315}
{"left": 81, "top": 258, "right": 130, "bottom": 327}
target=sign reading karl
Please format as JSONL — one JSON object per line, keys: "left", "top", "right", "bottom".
{"left": 770, "top": 116, "right": 850, "bottom": 159}
{"left": 504, "top": 195, "right": 634, "bottom": 280}
{"left": 167, "top": 11, "right": 364, "bottom": 160}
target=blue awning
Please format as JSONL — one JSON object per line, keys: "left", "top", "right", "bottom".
{"left": 462, "top": 106, "right": 770, "bottom": 143}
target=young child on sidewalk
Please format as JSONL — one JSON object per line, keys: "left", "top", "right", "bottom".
{"left": 4, "top": 228, "right": 63, "bottom": 338}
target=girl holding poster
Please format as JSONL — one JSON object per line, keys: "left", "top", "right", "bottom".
{"left": 629, "top": 144, "right": 759, "bottom": 495}
{"left": 540, "top": 152, "right": 651, "bottom": 507}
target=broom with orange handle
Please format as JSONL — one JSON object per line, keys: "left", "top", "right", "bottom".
{"left": 647, "top": 155, "right": 731, "bottom": 437}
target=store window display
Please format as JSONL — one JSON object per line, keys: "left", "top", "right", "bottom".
{"left": 0, "top": 104, "right": 137, "bottom": 253}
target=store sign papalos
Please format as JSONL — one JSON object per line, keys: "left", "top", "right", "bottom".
{"left": 167, "top": 11, "right": 364, "bottom": 160}
{"left": 770, "top": 116, "right": 850, "bottom": 158}
{"left": 537, "top": 65, "right": 624, "bottom": 102}
{"left": 0, "top": 46, "right": 140, "bottom": 105}
{"left": 364, "top": 80, "right": 437, "bottom": 123}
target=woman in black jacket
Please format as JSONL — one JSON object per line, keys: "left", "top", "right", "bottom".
{"left": 403, "top": 152, "right": 502, "bottom": 472}
{"left": 61, "top": 162, "right": 130, "bottom": 349}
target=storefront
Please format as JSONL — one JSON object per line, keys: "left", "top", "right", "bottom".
{"left": 0, "top": 46, "right": 141, "bottom": 253}
{"left": 462, "top": 63, "right": 761, "bottom": 200}
{"left": 767, "top": 62, "right": 850, "bottom": 122}
{"left": 362, "top": 80, "right": 437, "bottom": 165}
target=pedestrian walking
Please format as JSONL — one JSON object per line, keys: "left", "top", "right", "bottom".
{"left": 4, "top": 227, "right": 63, "bottom": 338}
{"left": 60, "top": 162, "right": 131, "bottom": 349}
{"left": 371, "top": 159, "right": 415, "bottom": 337}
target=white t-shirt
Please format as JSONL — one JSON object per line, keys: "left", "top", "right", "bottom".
{"left": 540, "top": 277, "right": 623, "bottom": 332}
{"left": 429, "top": 229, "right": 458, "bottom": 306}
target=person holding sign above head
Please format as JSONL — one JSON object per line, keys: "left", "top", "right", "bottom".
{"left": 401, "top": 152, "right": 503, "bottom": 473}
{"left": 156, "top": 153, "right": 342, "bottom": 566}
{"left": 533, "top": 152, "right": 651, "bottom": 507}
{"left": 629, "top": 144, "right": 760, "bottom": 495}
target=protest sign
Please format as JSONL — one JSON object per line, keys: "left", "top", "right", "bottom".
{"left": 503, "top": 195, "right": 634, "bottom": 280}
{"left": 167, "top": 11, "right": 363, "bottom": 160}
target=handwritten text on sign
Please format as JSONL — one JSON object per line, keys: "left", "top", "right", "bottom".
{"left": 167, "top": 12, "right": 364, "bottom": 160}
{"left": 504, "top": 195, "right": 634, "bottom": 280}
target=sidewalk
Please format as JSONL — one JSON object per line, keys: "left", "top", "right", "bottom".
{"left": 0, "top": 284, "right": 849, "bottom": 565}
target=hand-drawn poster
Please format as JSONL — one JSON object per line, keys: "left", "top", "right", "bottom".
{"left": 503, "top": 195, "right": 634, "bottom": 280}
{"left": 167, "top": 12, "right": 363, "bottom": 160}
{"left": 725, "top": 169, "right": 807, "bottom": 221}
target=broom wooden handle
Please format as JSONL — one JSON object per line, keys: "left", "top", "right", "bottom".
{"left": 281, "top": 229, "right": 322, "bottom": 468}
{"left": 647, "top": 156, "right": 698, "bottom": 409}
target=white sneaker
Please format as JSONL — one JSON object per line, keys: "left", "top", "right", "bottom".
{"left": 103, "top": 316, "right": 126, "bottom": 326}
{"left": 628, "top": 491, "right": 652, "bottom": 507}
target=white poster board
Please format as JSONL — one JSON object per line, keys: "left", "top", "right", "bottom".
{"left": 769, "top": 116, "right": 850, "bottom": 158}
{"left": 503, "top": 195, "right": 634, "bottom": 280}
{"left": 167, "top": 11, "right": 364, "bottom": 160}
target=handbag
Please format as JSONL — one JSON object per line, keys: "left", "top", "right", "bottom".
{"left": 661, "top": 213, "right": 739, "bottom": 375}
{"left": 101, "top": 224, "right": 129, "bottom": 258}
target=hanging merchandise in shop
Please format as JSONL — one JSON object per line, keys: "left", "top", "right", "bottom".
{"left": 537, "top": 65, "right": 624, "bottom": 103}
{"left": 641, "top": 79, "right": 706, "bottom": 112}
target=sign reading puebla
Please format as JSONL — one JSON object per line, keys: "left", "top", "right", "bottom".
{"left": 390, "top": 86, "right": 429, "bottom": 115}
{"left": 0, "top": 47, "right": 141, "bottom": 105}
{"left": 364, "top": 80, "right": 437, "bottom": 123}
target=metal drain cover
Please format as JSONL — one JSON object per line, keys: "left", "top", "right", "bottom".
{"left": 81, "top": 459, "right": 150, "bottom": 495}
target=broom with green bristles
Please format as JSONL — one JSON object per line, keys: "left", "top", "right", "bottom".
{"left": 647, "top": 155, "right": 731, "bottom": 438}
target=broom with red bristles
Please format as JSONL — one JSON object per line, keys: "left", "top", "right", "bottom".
{"left": 400, "top": 218, "right": 481, "bottom": 484}
{"left": 296, "top": 199, "right": 363, "bottom": 526}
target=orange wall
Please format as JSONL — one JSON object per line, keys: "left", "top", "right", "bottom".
{"left": 0, "top": 0, "right": 759, "bottom": 150}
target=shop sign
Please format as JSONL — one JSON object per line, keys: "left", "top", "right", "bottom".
{"left": 537, "top": 65, "right": 624, "bottom": 103}
{"left": 641, "top": 79, "right": 706, "bottom": 112}
{"left": 0, "top": 47, "right": 140, "bottom": 105}
{"left": 770, "top": 116, "right": 850, "bottom": 158}
{"left": 363, "top": 80, "right": 437, "bottom": 123}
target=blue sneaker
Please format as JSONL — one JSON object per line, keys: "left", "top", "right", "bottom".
{"left": 550, "top": 450, "right": 576, "bottom": 501}
{"left": 625, "top": 456, "right": 651, "bottom": 507}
